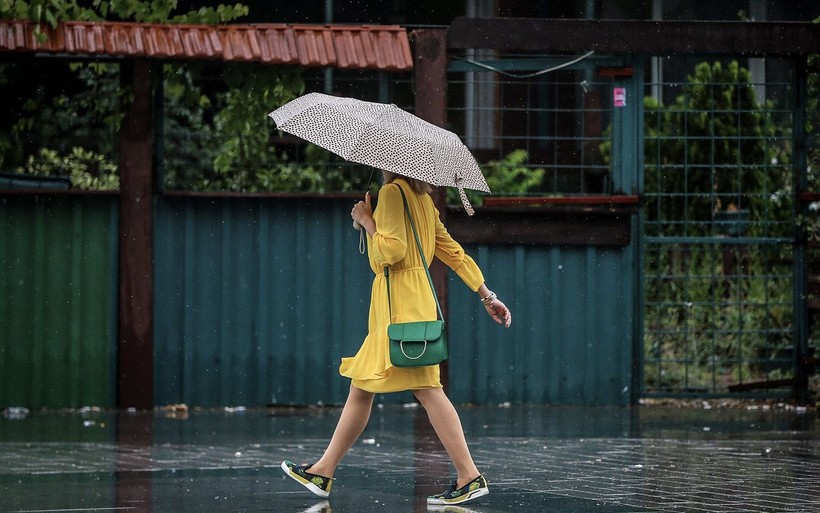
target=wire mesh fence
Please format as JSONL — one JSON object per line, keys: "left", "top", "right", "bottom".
{"left": 446, "top": 53, "right": 620, "bottom": 197}
{"left": 642, "top": 58, "right": 800, "bottom": 396}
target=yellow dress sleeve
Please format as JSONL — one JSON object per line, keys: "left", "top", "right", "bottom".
{"left": 369, "top": 183, "right": 408, "bottom": 267}
{"left": 433, "top": 207, "right": 485, "bottom": 291}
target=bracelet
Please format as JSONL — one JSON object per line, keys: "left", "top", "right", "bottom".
{"left": 480, "top": 291, "right": 497, "bottom": 305}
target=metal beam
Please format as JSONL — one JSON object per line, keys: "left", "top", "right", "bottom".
{"left": 448, "top": 17, "right": 820, "bottom": 56}
{"left": 447, "top": 207, "right": 634, "bottom": 247}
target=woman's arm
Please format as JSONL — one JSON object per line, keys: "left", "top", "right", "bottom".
{"left": 430, "top": 205, "right": 512, "bottom": 328}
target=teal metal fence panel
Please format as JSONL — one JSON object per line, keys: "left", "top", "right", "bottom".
{"left": 448, "top": 244, "right": 636, "bottom": 406}
{"left": 0, "top": 196, "right": 118, "bottom": 409}
{"left": 153, "top": 196, "right": 376, "bottom": 407}
{"left": 154, "top": 197, "right": 637, "bottom": 407}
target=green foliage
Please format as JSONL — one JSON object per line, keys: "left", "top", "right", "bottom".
{"left": 632, "top": 60, "right": 804, "bottom": 393}
{"left": 0, "top": 0, "right": 248, "bottom": 24}
{"left": 18, "top": 147, "right": 119, "bottom": 189}
{"left": 212, "top": 65, "right": 302, "bottom": 179}
{"left": 161, "top": 63, "right": 308, "bottom": 192}
{"left": 644, "top": 244, "right": 794, "bottom": 391}
{"left": 0, "top": 1, "right": 248, "bottom": 41}
{"left": 643, "top": 61, "right": 791, "bottom": 237}
{"left": 446, "top": 149, "right": 545, "bottom": 207}
{"left": 0, "top": 1, "right": 91, "bottom": 40}
{"left": 0, "top": 0, "right": 274, "bottom": 192}
{"left": 0, "top": 61, "right": 122, "bottom": 171}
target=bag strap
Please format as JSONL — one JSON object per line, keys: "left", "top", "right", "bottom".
{"left": 385, "top": 184, "right": 444, "bottom": 322}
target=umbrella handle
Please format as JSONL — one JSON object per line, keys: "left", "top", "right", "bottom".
{"left": 455, "top": 173, "right": 476, "bottom": 216}
{"left": 358, "top": 226, "right": 366, "bottom": 254}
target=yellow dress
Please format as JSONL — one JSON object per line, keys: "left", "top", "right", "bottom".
{"left": 340, "top": 179, "right": 485, "bottom": 393}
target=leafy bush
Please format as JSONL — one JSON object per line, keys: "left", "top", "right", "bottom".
{"left": 644, "top": 242, "right": 794, "bottom": 391}
{"left": 642, "top": 61, "right": 792, "bottom": 238}
{"left": 18, "top": 147, "right": 119, "bottom": 190}
{"left": 630, "top": 60, "right": 802, "bottom": 392}
{"left": 0, "top": 0, "right": 259, "bottom": 190}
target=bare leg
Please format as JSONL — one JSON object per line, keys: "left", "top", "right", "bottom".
{"left": 413, "top": 388, "right": 480, "bottom": 488}
{"left": 308, "top": 384, "right": 375, "bottom": 478}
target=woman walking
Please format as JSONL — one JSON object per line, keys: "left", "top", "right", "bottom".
{"left": 282, "top": 172, "right": 512, "bottom": 506}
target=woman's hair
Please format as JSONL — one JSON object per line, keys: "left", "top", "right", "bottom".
{"left": 382, "top": 171, "right": 434, "bottom": 195}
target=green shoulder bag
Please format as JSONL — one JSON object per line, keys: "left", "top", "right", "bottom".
{"left": 386, "top": 186, "right": 448, "bottom": 368}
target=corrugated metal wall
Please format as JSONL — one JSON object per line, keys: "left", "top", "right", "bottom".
{"left": 447, "top": 242, "right": 637, "bottom": 406}
{"left": 0, "top": 194, "right": 637, "bottom": 409}
{"left": 153, "top": 196, "right": 375, "bottom": 407}
{"left": 0, "top": 196, "right": 118, "bottom": 408}
{"left": 154, "top": 196, "right": 637, "bottom": 407}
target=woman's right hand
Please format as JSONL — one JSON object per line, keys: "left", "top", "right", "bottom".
{"left": 485, "top": 297, "right": 512, "bottom": 328}
{"left": 477, "top": 284, "right": 511, "bottom": 328}
{"left": 351, "top": 192, "right": 375, "bottom": 235}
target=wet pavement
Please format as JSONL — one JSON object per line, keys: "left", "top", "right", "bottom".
{"left": 1, "top": 402, "right": 818, "bottom": 512}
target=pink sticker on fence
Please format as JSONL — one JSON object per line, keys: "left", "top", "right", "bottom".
{"left": 613, "top": 87, "right": 626, "bottom": 107}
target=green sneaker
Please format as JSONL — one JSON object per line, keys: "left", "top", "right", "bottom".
{"left": 281, "top": 460, "right": 334, "bottom": 497}
{"left": 427, "top": 474, "right": 489, "bottom": 505}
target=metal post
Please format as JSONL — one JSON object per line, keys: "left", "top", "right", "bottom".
{"left": 792, "top": 56, "right": 809, "bottom": 404}
{"left": 118, "top": 58, "right": 155, "bottom": 410}
{"left": 650, "top": 0, "right": 664, "bottom": 104}
{"left": 748, "top": 0, "right": 767, "bottom": 104}
{"left": 412, "top": 27, "right": 449, "bottom": 379}
{"left": 324, "top": 0, "right": 334, "bottom": 93}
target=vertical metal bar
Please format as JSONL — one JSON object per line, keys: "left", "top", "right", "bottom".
{"left": 69, "top": 203, "right": 83, "bottom": 406}
{"left": 378, "top": 71, "right": 389, "bottom": 103}
{"left": 0, "top": 197, "right": 6, "bottom": 406}
{"left": 792, "top": 56, "right": 810, "bottom": 404}
{"left": 323, "top": 0, "right": 334, "bottom": 93}
{"left": 219, "top": 202, "right": 231, "bottom": 405}
{"left": 630, "top": 56, "right": 646, "bottom": 403}
{"left": 709, "top": 77, "right": 717, "bottom": 391}
{"left": 650, "top": 0, "right": 664, "bottom": 103}
{"left": 633, "top": 213, "right": 645, "bottom": 404}
{"left": 154, "top": 64, "right": 165, "bottom": 193}
{"left": 32, "top": 203, "right": 45, "bottom": 406}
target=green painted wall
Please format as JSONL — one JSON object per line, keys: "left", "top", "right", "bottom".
{"left": 448, "top": 243, "right": 636, "bottom": 406}
{"left": 0, "top": 196, "right": 118, "bottom": 409}
{"left": 153, "top": 196, "right": 637, "bottom": 407}
{"left": 153, "top": 196, "right": 375, "bottom": 407}
{"left": 1, "top": 194, "right": 637, "bottom": 408}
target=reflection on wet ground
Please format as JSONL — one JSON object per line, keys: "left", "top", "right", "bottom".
{"left": 1, "top": 403, "right": 818, "bottom": 512}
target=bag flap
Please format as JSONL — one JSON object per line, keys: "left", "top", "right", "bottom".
{"left": 388, "top": 320, "right": 444, "bottom": 341}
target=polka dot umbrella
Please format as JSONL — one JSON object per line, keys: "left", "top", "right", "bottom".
{"left": 269, "top": 92, "right": 490, "bottom": 215}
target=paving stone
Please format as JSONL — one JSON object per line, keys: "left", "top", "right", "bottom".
{"left": 0, "top": 405, "right": 817, "bottom": 512}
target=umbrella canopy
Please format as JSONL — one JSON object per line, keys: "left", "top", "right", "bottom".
{"left": 268, "top": 92, "right": 489, "bottom": 215}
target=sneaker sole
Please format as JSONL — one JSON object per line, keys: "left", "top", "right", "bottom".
{"left": 427, "top": 486, "right": 489, "bottom": 505}
{"left": 280, "top": 461, "right": 330, "bottom": 498}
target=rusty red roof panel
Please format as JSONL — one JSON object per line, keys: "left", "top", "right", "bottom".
{"left": 0, "top": 20, "right": 412, "bottom": 70}
{"left": 256, "top": 26, "right": 298, "bottom": 64}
